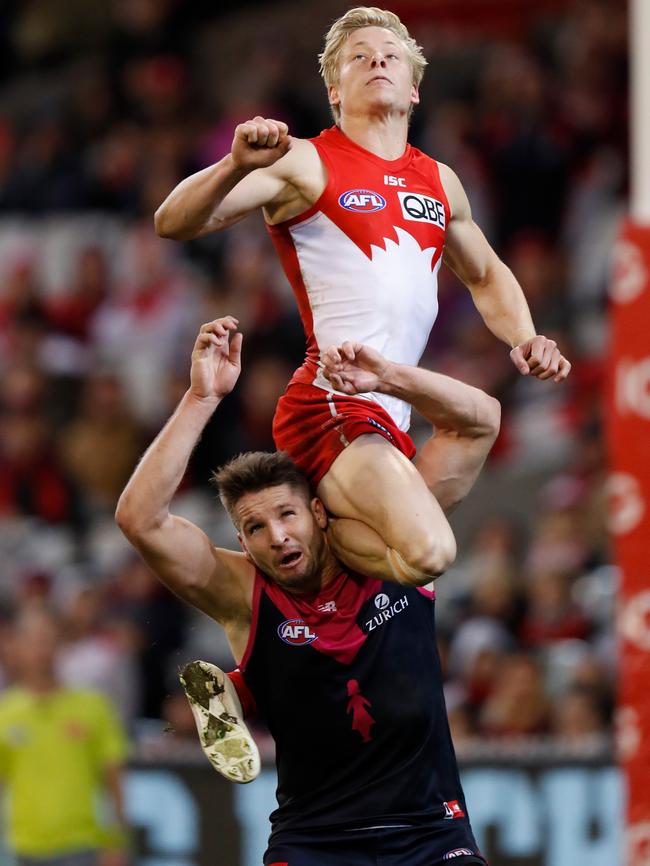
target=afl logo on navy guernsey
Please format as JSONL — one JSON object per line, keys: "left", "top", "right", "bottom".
{"left": 339, "top": 189, "right": 386, "bottom": 213}
{"left": 277, "top": 618, "right": 318, "bottom": 646}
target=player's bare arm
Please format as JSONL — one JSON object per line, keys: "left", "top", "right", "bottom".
{"left": 439, "top": 164, "right": 571, "bottom": 383}
{"left": 101, "top": 765, "right": 129, "bottom": 866}
{"left": 154, "top": 117, "right": 326, "bottom": 240}
{"left": 115, "top": 317, "right": 254, "bottom": 654}
{"left": 323, "top": 342, "right": 498, "bottom": 436}
{"left": 322, "top": 340, "right": 500, "bottom": 513}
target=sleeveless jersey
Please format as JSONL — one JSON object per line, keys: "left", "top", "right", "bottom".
{"left": 267, "top": 126, "right": 450, "bottom": 432}
{"left": 240, "top": 569, "right": 470, "bottom": 846}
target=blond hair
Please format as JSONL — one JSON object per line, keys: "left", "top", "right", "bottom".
{"left": 319, "top": 7, "right": 427, "bottom": 123}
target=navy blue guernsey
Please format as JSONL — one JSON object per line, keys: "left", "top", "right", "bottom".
{"left": 240, "top": 569, "right": 471, "bottom": 847}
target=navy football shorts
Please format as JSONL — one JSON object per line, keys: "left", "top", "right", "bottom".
{"left": 264, "top": 822, "right": 488, "bottom": 866}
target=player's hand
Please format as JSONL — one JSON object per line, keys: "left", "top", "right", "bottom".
{"left": 231, "top": 117, "right": 292, "bottom": 171}
{"left": 190, "top": 317, "right": 242, "bottom": 401}
{"left": 322, "top": 342, "right": 390, "bottom": 395}
{"left": 510, "top": 335, "right": 571, "bottom": 383}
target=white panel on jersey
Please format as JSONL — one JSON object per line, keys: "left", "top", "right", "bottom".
{"left": 289, "top": 213, "right": 441, "bottom": 431}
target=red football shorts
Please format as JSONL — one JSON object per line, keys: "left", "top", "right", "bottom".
{"left": 272, "top": 382, "right": 417, "bottom": 487}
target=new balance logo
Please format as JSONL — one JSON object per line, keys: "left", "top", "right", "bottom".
{"left": 317, "top": 600, "right": 337, "bottom": 613}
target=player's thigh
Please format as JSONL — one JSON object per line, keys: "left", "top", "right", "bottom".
{"left": 317, "top": 434, "right": 450, "bottom": 553}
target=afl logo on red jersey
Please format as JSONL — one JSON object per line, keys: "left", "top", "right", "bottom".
{"left": 338, "top": 189, "right": 386, "bottom": 213}
{"left": 278, "top": 619, "right": 318, "bottom": 646}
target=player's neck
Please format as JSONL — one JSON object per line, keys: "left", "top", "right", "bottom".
{"left": 338, "top": 113, "right": 409, "bottom": 161}
{"left": 319, "top": 553, "right": 344, "bottom": 590}
{"left": 21, "top": 670, "right": 60, "bottom": 695}
{"left": 283, "top": 551, "right": 341, "bottom": 599}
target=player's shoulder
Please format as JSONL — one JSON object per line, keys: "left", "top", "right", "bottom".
{"left": 427, "top": 161, "right": 467, "bottom": 218}
{"left": 264, "top": 136, "right": 327, "bottom": 214}
{"left": 0, "top": 687, "right": 28, "bottom": 719}
{"left": 432, "top": 160, "right": 459, "bottom": 187}
{"left": 272, "top": 136, "right": 321, "bottom": 174}
{"left": 260, "top": 137, "right": 318, "bottom": 175}
{"left": 213, "top": 546, "right": 256, "bottom": 587}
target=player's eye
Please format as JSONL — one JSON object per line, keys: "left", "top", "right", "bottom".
{"left": 282, "top": 510, "right": 295, "bottom": 518}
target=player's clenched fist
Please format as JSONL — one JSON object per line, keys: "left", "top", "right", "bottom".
{"left": 509, "top": 335, "right": 571, "bottom": 383}
{"left": 231, "top": 117, "right": 292, "bottom": 171}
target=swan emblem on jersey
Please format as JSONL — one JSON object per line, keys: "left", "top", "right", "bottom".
{"left": 338, "top": 189, "right": 386, "bottom": 213}
{"left": 277, "top": 618, "right": 318, "bottom": 645}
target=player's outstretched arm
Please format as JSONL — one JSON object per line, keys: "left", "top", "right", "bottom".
{"left": 439, "top": 165, "right": 571, "bottom": 383}
{"left": 323, "top": 342, "right": 500, "bottom": 437}
{"left": 115, "top": 317, "right": 253, "bottom": 625}
{"left": 154, "top": 117, "right": 295, "bottom": 241}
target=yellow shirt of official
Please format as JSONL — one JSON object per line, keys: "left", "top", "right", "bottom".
{"left": 0, "top": 687, "right": 128, "bottom": 856}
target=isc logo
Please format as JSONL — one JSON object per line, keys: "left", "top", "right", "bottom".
{"left": 277, "top": 619, "right": 318, "bottom": 646}
{"left": 339, "top": 189, "right": 386, "bottom": 213}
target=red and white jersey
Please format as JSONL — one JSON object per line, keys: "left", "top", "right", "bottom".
{"left": 267, "top": 125, "right": 450, "bottom": 431}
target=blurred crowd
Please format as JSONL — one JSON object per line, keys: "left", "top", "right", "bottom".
{"left": 0, "top": 0, "right": 625, "bottom": 754}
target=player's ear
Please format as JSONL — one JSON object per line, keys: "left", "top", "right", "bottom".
{"left": 328, "top": 83, "right": 341, "bottom": 111}
{"left": 410, "top": 84, "right": 420, "bottom": 106}
{"left": 237, "top": 533, "right": 254, "bottom": 563}
{"left": 311, "top": 497, "right": 329, "bottom": 530}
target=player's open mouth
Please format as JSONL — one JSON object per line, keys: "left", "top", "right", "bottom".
{"left": 278, "top": 551, "right": 302, "bottom": 569}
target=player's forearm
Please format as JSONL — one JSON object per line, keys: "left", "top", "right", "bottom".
{"left": 154, "top": 155, "right": 250, "bottom": 240}
{"left": 468, "top": 259, "right": 536, "bottom": 348}
{"left": 376, "top": 363, "right": 488, "bottom": 430}
{"left": 105, "top": 765, "right": 128, "bottom": 828}
{"left": 116, "top": 391, "right": 219, "bottom": 537}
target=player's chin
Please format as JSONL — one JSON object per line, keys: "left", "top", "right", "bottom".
{"left": 272, "top": 558, "right": 315, "bottom": 590}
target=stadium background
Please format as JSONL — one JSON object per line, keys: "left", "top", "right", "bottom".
{"left": 0, "top": 1, "right": 627, "bottom": 864}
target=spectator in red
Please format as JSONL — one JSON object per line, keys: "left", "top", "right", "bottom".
{"left": 479, "top": 654, "right": 550, "bottom": 737}
{"left": 519, "top": 567, "right": 591, "bottom": 647}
